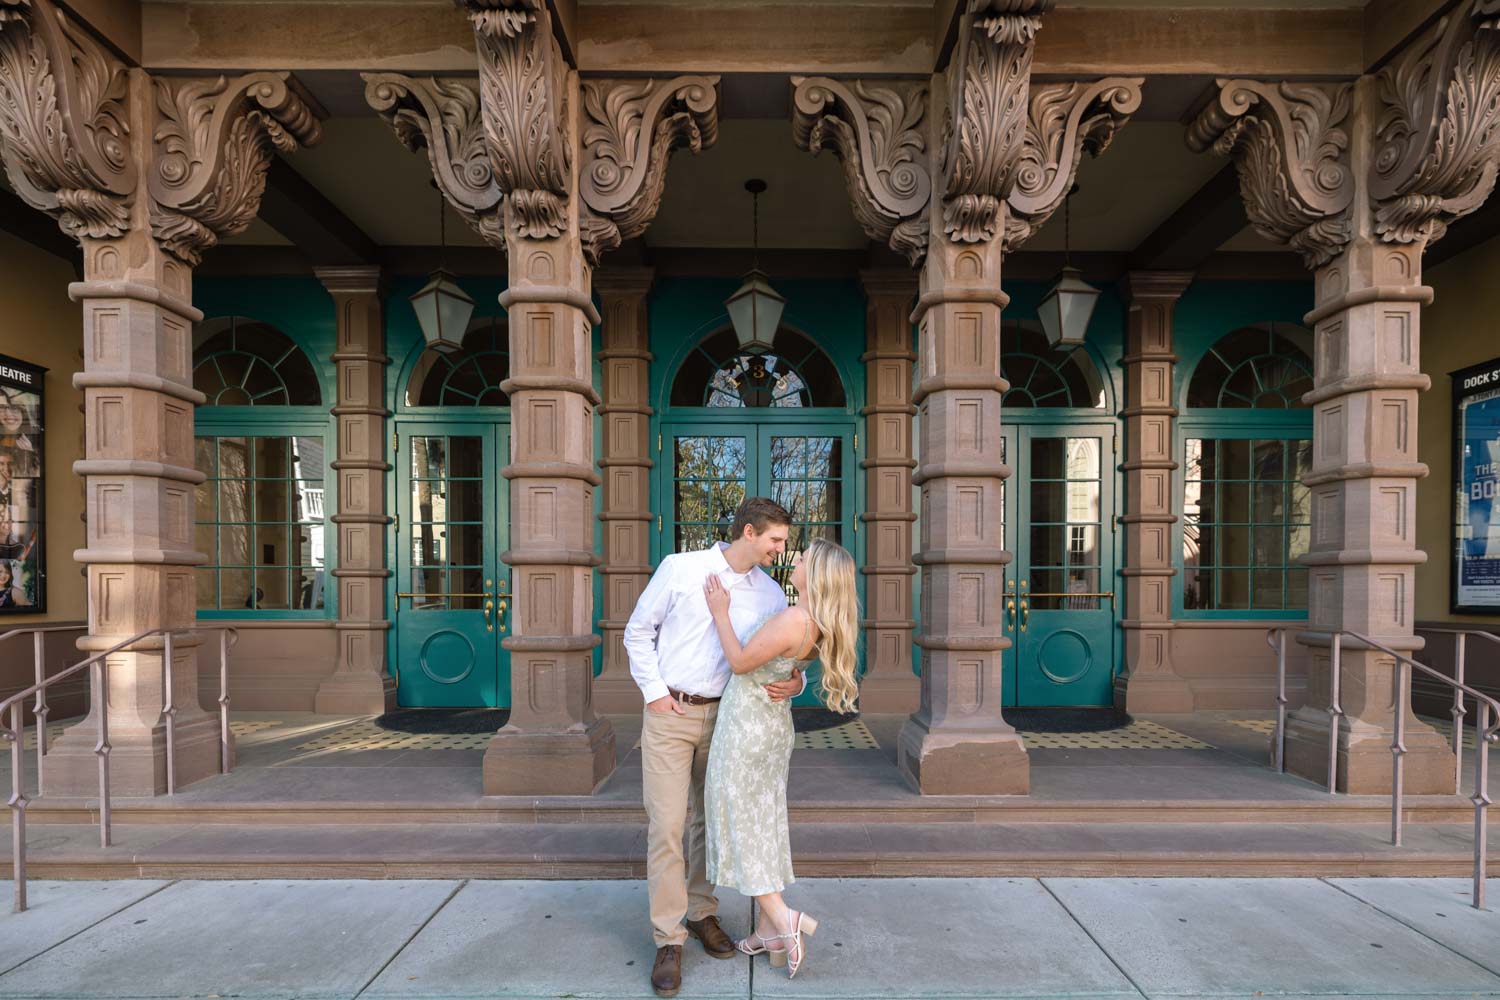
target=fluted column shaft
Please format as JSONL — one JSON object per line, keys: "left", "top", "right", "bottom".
{"left": 593, "top": 268, "right": 655, "bottom": 713}
{"left": 315, "top": 266, "right": 396, "bottom": 715}
{"left": 1117, "top": 272, "right": 1195, "bottom": 713}
{"left": 857, "top": 271, "right": 920, "bottom": 713}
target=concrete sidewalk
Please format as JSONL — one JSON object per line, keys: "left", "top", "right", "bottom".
{"left": 1, "top": 877, "right": 1497, "bottom": 999}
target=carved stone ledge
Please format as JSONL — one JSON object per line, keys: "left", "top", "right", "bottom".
{"left": 0, "top": 0, "right": 135, "bottom": 239}
{"left": 1005, "top": 77, "right": 1142, "bottom": 249}
{"left": 792, "top": 75, "right": 930, "bottom": 264}
{"left": 150, "top": 73, "right": 322, "bottom": 265}
{"left": 364, "top": 73, "right": 504, "bottom": 248}
{"left": 581, "top": 75, "right": 720, "bottom": 264}
{"left": 1187, "top": 79, "right": 1354, "bottom": 268}
{"left": 1371, "top": 0, "right": 1500, "bottom": 245}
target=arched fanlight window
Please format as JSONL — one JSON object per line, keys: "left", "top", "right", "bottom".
{"left": 1000, "top": 323, "right": 1106, "bottom": 408}
{"left": 1187, "top": 324, "right": 1313, "bottom": 409}
{"left": 670, "top": 327, "right": 846, "bottom": 408}
{"left": 193, "top": 317, "right": 321, "bottom": 406}
{"left": 405, "top": 316, "right": 511, "bottom": 407}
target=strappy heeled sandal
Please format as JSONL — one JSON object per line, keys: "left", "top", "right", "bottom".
{"left": 772, "top": 910, "right": 819, "bottom": 978}
{"left": 735, "top": 930, "right": 779, "bottom": 958}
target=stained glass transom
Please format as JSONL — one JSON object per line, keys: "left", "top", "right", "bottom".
{"left": 406, "top": 318, "right": 511, "bottom": 408}
{"left": 1000, "top": 325, "right": 1106, "bottom": 409}
{"left": 1187, "top": 326, "right": 1313, "bottom": 409}
{"left": 193, "top": 318, "right": 321, "bottom": 406}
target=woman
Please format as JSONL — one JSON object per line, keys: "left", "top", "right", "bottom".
{"left": 700, "top": 537, "right": 859, "bottom": 979}
{"left": 0, "top": 560, "right": 31, "bottom": 608}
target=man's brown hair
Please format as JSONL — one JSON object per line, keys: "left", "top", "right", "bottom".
{"left": 731, "top": 496, "right": 792, "bottom": 540}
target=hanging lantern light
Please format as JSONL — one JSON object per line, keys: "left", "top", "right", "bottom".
{"left": 724, "top": 178, "right": 785, "bottom": 355}
{"left": 1037, "top": 185, "right": 1100, "bottom": 348}
{"left": 410, "top": 185, "right": 473, "bottom": 354}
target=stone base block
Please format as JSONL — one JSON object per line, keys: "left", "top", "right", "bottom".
{"left": 1115, "top": 671, "right": 1195, "bottom": 714}
{"left": 1282, "top": 709, "right": 1456, "bottom": 794}
{"left": 590, "top": 675, "right": 646, "bottom": 716}
{"left": 856, "top": 673, "right": 921, "bottom": 715}
{"left": 482, "top": 717, "right": 617, "bottom": 795}
{"left": 313, "top": 670, "right": 397, "bottom": 716}
{"left": 896, "top": 718, "right": 1030, "bottom": 795}
{"left": 43, "top": 713, "right": 225, "bottom": 798}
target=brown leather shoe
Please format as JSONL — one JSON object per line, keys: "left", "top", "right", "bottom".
{"left": 686, "top": 914, "right": 736, "bottom": 959}
{"left": 651, "top": 944, "right": 683, "bottom": 997}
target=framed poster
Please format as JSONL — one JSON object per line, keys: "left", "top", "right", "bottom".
{"left": 0, "top": 353, "right": 44, "bottom": 613}
{"left": 1453, "top": 356, "right": 1500, "bottom": 614}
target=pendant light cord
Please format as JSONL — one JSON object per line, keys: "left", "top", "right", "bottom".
{"left": 438, "top": 188, "right": 447, "bottom": 271}
{"left": 1063, "top": 191, "right": 1071, "bottom": 269}
{"left": 752, "top": 188, "right": 760, "bottom": 271}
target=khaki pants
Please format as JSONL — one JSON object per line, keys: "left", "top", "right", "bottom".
{"left": 641, "top": 701, "right": 719, "bottom": 947}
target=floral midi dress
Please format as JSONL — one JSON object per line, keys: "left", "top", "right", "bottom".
{"left": 703, "top": 615, "right": 802, "bottom": 896}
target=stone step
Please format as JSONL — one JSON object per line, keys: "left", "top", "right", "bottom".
{"left": 7, "top": 821, "right": 1496, "bottom": 881}
{"left": 20, "top": 794, "right": 1480, "bottom": 827}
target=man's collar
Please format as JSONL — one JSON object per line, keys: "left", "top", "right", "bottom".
{"left": 710, "top": 540, "right": 750, "bottom": 579}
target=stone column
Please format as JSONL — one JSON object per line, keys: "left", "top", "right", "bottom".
{"left": 857, "top": 270, "right": 919, "bottom": 714}
{"left": 593, "top": 267, "right": 656, "bottom": 715}
{"left": 314, "top": 266, "right": 396, "bottom": 716}
{"left": 369, "top": 10, "right": 718, "bottom": 793}
{"left": 791, "top": 15, "right": 1139, "bottom": 793}
{"left": 0, "top": 0, "right": 320, "bottom": 795}
{"left": 1117, "top": 271, "right": 1195, "bottom": 713}
{"left": 1190, "top": 4, "right": 1500, "bottom": 790}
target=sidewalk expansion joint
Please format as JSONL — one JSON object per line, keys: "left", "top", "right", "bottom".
{"left": 1037, "top": 877, "right": 1150, "bottom": 1000}
{"left": 0, "top": 879, "right": 179, "bottom": 980}
{"left": 351, "top": 878, "right": 468, "bottom": 1000}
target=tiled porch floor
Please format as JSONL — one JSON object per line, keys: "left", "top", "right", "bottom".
{"left": 8, "top": 708, "right": 1494, "bottom": 806}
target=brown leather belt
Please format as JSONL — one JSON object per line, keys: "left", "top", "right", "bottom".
{"left": 669, "top": 688, "right": 720, "bottom": 706}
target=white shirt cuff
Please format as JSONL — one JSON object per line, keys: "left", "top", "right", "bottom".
{"left": 638, "top": 679, "right": 671, "bottom": 706}
{"left": 796, "top": 670, "right": 808, "bottom": 696}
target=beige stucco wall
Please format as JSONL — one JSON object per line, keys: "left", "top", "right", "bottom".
{"left": 1417, "top": 234, "right": 1500, "bottom": 628}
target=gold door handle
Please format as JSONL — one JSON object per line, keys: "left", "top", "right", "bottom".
{"left": 1006, "top": 598, "right": 1016, "bottom": 632}
{"left": 484, "top": 599, "right": 494, "bottom": 633}
{"left": 1019, "top": 597, "right": 1029, "bottom": 632}
{"left": 495, "top": 586, "right": 510, "bottom": 634}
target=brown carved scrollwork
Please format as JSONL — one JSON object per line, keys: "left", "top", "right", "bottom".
{"left": 364, "top": 73, "right": 504, "bottom": 249}
{"left": 1187, "top": 79, "right": 1354, "bottom": 269}
{"left": 0, "top": 0, "right": 135, "bottom": 239}
{"left": 791, "top": 76, "right": 931, "bottom": 265}
{"left": 1371, "top": 0, "right": 1500, "bottom": 244}
{"left": 938, "top": 0, "right": 1054, "bottom": 244}
{"left": 580, "top": 75, "right": 720, "bottom": 264}
{"left": 1004, "top": 77, "right": 1142, "bottom": 250}
{"left": 459, "top": 0, "right": 572, "bottom": 240}
{"left": 150, "top": 73, "right": 321, "bottom": 265}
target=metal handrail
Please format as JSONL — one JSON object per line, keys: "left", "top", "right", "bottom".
{"left": 1266, "top": 626, "right": 1498, "bottom": 909}
{"left": 2, "top": 624, "right": 239, "bottom": 913}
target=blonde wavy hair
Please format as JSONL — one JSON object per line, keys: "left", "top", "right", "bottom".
{"left": 800, "top": 537, "right": 861, "bottom": 716}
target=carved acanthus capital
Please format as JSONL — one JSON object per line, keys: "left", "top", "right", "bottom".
{"left": 791, "top": 76, "right": 931, "bottom": 265}
{"left": 580, "top": 75, "right": 720, "bottom": 264}
{"left": 937, "top": 0, "right": 1054, "bottom": 245}
{"left": 1372, "top": 0, "right": 1500, "bottom": 245}
{"left": 1187, "top": 79, "right": 1354, "bottom": 269}
{"left": 458, "top": 0, "right": 572, "bottom": 241}
{"left": 365, "top": 73, "right": 504, "bottom": 249}
{"left": 1004, "top": 77, "right": 1142, "bottom": 250}
{"left": 150, "top": 73, "right": 321, "bottom": 265}
{"left": 0, "top": 0, "right": 135, "bottom": 240}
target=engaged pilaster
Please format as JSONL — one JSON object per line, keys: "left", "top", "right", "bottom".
{"left": 1190, "top": 4, "right": 1500, "bottom": 790}
{"left": 315, "top": 266, "right": 395, "bottom": 715}
{"left": 857, "top": 270, "right": 919, "bottom": 714}
{"left": 0, "top": 0, "right": 320, "bottom": 795}
{"left": 1117, "top": 272, "right": 1194, "bottom": 713}
{"left": 593, "top": 267, "right": 656, "bottom": 714}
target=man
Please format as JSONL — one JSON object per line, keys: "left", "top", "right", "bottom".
{"left": 624, "top": 497, "right": 804, "bottom": 997}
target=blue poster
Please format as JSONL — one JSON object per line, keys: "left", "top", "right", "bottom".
{"left": 1454, "top": 359, "right": 1500, "bottom": 611}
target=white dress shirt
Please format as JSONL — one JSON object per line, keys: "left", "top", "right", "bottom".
{"left": 624, "top": 542, "right": 790, "bottom": 704}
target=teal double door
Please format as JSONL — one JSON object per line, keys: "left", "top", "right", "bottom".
{"left": 660, "top": 421, "right": 856, "bottom": 707}
{"left": 1001, "top": 421, "right": 1118, "bottom": 707}
{"left": 393, "top": 421, "right": 512, "bottom": 707}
